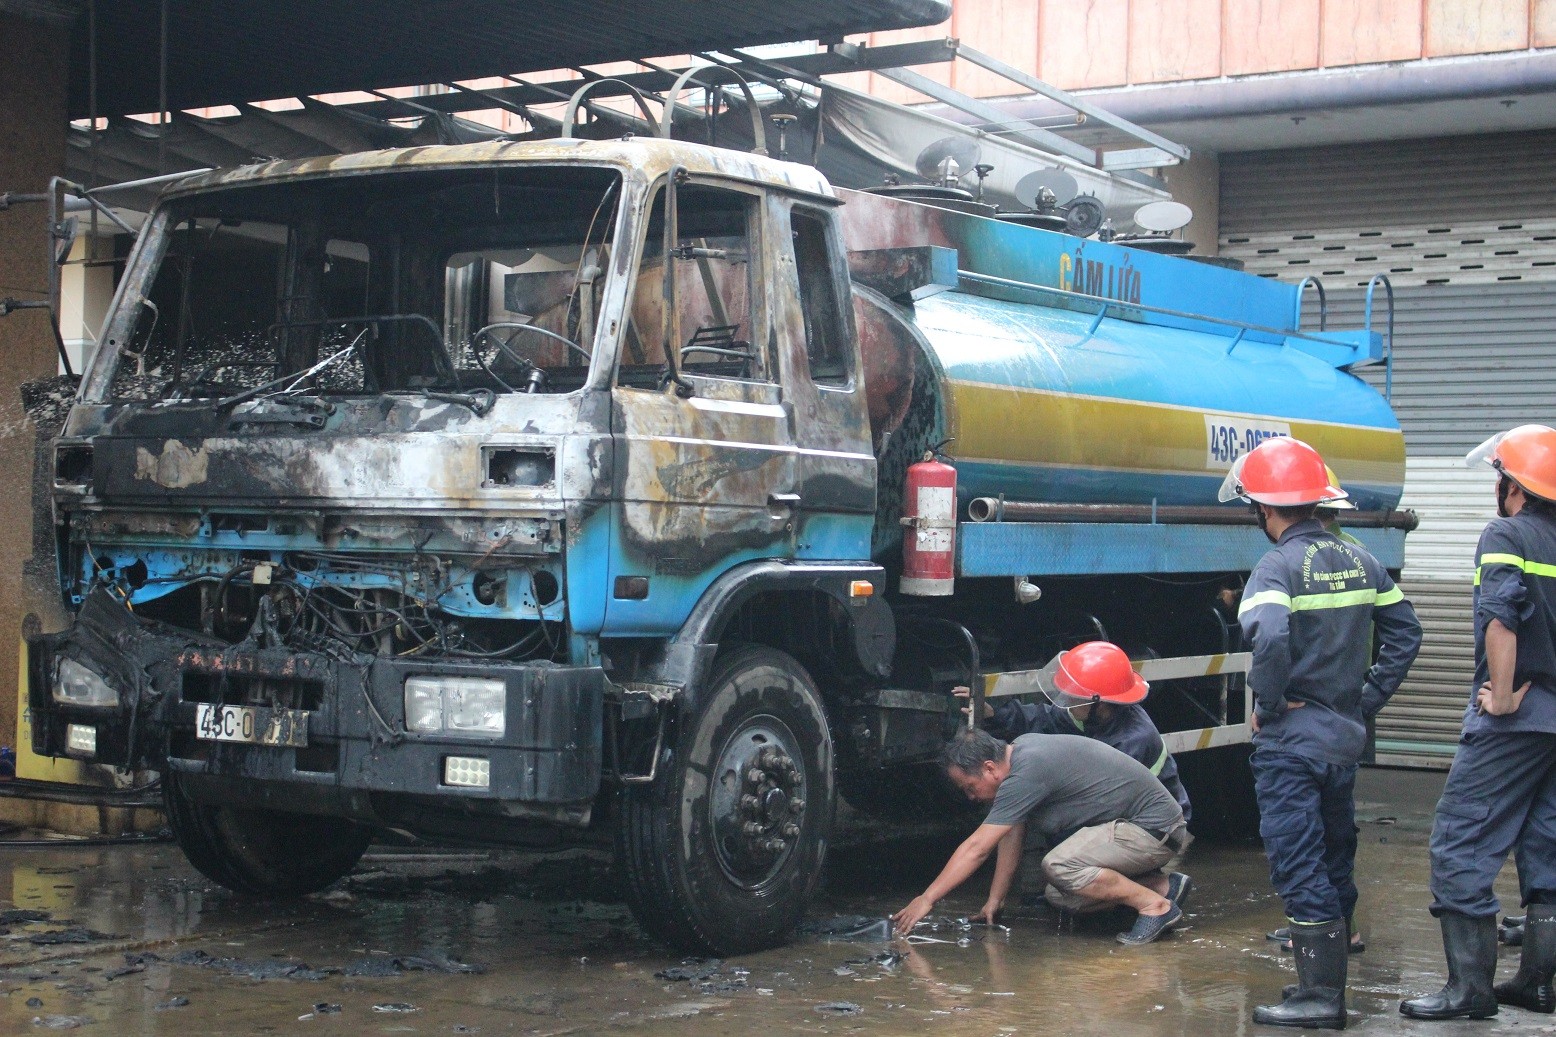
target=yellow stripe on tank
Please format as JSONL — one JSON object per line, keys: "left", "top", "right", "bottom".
{"left": 943, "top": 380, "right": 1406, "bottom": 488}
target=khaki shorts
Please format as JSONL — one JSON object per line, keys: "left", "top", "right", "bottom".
{"left": 1040, "top": 820, "right": 1182, "bottom": 911}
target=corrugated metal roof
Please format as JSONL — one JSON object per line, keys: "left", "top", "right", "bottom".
{"left": 68, "top": 0, "right": 951, "bottom": 119}
{"left": 67, "top": 102, "right": 510, "bottom": 199}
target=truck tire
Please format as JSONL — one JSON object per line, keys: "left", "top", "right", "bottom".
{"left": 163, "top": 772, "right": 373, "bottom": 895}
{"left": 618, "top": 645, "right": 834, "bottom": 955}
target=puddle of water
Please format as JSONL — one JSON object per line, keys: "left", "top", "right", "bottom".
{"left": 0, "top": 767, "right": 1543, "bottom": 1036}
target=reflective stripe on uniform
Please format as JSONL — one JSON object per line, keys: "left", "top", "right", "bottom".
{"left": 1239, "top": 586, "right": 1399, "bottom": 617}
{"left": 1239, "top": 590, "right": 1292, "bottom": 616}
{"left": 1292, "top": 589, "right": 1384, "bottom": 611}
{"left": 1474, "top": 551, "right": 1556, "bottom": 586}
{"left": 1149, "top": 745, "right": 1169, "bottom": 776}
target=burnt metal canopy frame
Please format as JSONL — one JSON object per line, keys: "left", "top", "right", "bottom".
{"left": 67, "top": 0, "right": 952, "bottom": 119}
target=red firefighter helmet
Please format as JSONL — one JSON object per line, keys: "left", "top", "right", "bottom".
{"left": 1218, "top": 437, "right": 1348, "bottom": 507}
{"left": 1051, "top": 641, "right": 1149, "bottom": 706}
{"left": 1467, "top": 424, "right": 1556, "bottom": 503}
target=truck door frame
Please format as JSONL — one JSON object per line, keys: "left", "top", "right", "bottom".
{"left": 604, "top": 173, "right": 799, "bottom": 636}
{"left": 769, "top": 195, "right": 876, "bottom": 561}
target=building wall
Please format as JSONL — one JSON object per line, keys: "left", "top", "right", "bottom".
{"left": 58, "top": 234, "right": 112, "bottom": 373}
{"left": 1161, "top": 150, "right": 1220, "bottom": 255}
{"left": 0, "top": 10, "right": 72, "bottom": 823}
{"left": 857, "top": 0, "right": 1556, "bottom": 98}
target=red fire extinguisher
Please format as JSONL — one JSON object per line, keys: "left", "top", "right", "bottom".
{"left": 900, "top": 449, "right": 956, "bottom": 596}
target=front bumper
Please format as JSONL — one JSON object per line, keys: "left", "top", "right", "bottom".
{"left": 29, "top": 591, "right": 604, "bottom": 815}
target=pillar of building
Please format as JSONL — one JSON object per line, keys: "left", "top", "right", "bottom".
{"left": 0, "top": 4, "right": 154, "bottom": 834}
{"left": 1163, "top": 149, "right": 1221, "bottom": 258}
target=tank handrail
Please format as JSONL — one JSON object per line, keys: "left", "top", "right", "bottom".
{"left": 1363, "top": 273, "right": 1395, "bottom": 401}
{"left": 955, "top": 269, "right": 1378, "bottom": 359}
{"left": 1295, "top": 276, "right": 1327, "bottom": 331}
{"left": 561, "top": 79, "right": 664, "bottom": 139}
{"left": 658, "top": 65, "right": 768, "bottom": 155}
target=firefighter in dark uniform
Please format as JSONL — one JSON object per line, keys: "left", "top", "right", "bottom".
{"left": 977, "top": 642, "right": 1192, "bottom": 824}
{"left": 1402, "top": 424, "right": 1556, "bottom": 1021}
{"left": 1265, "top": 466, "right": 1370, "bottom": 955}
{"left": 1225, "top": 437, "right": 1423, "bottom": 1029}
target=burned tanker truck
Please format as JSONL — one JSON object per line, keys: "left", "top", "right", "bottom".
{"left": 24, "top": 58, "right": 1412, "bottom": 954}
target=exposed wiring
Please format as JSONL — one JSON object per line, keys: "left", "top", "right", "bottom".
{"left": 185, "top": 555, "right": 563, "bottom": 663}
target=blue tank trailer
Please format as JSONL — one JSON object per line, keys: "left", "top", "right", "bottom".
{"left": 22, "top": 138, "right": 1409, "bottom": 955}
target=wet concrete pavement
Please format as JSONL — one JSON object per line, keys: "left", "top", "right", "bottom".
{"left": 1, "top": 767, "right": 1552, "bottom": 1035}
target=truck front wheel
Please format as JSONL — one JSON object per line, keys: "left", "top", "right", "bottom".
{"left": 163, "top": 772, "right": 373, "bottom": 896}
{"left": 619, "top": 645, "right": 834, "bottom": 955}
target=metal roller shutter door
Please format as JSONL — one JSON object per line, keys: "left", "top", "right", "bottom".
{"left": 1218, "top": 130, "right": 1556, "bottom": 237}
{"left": 1329, "top": 286, "right": 1555, "bottom": 766}
{"left": 1219, "top": 131, "right": 1556, "bottom": 766}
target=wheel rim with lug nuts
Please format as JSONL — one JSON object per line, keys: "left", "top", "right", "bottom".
{"left": 710, "top": 717, "right": 806, "bottom": 889}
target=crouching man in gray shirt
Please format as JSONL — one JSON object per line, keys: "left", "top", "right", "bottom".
{"left": 893, "top": 729, "right": 1191, "bottom": 946}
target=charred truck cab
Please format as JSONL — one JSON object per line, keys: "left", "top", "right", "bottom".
{"left": 32, "top": 140, "right": 885, "bottom": 952}
{"left": 29, "top": 132, "right": 1411, "bottom": 955}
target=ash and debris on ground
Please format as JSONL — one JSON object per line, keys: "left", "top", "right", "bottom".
{"left": 0, "top": 908, "right": 122, "bottom": 946}
{"left": 30, "top": 1012, "right": 93, "bottom": 1029}
{"left": 108, "top": 946, "right": 484, "bottom": 982}
{"left": 814, "top": 1000, "right": 864, "bottom": 1015}
{"left": 653, "top": 958, "right": 754, "bottom": 993}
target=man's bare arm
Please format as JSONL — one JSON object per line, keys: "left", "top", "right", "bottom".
{"left": 976, "top": 822, "right": 1025, "bottom": 922}
{"left": 1477, "top": 618, "right": 1532, "bottom": 715}
{"left": 893, "top": 823, "right": 1012, "bottom": 935}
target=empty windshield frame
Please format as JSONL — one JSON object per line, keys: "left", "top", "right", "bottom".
{"left": 86, "top": 164, "right": 625, "bottom": 404}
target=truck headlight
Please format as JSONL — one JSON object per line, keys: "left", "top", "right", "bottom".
{"left": 403, "top": 676, "right": 505, "bottom": 737}
{"left": 404, "top": 678, "right": 445, "bottom": 733}
{"left": 54, "top": 658, "right": 118, "bottom": 708}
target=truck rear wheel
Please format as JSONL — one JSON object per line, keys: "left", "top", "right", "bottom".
{"left": 163, "top": 772, "right": 373, "bottom": 895}
{"left": 618, "top": 645, "right": 834, "bottom": 955}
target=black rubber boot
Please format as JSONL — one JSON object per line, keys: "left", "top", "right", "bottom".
{"left": 1284, "top": 919, "right": 1360, "bottom": 999}
{"left": 1399, "top": 912, "right": 1499, "bottom": 1020}
{"left": 1496, "top": 905, "right": 1556, "bottom": 1013}
{"left": 1255, "top": 918, "right": 1348, "bottom": 1030}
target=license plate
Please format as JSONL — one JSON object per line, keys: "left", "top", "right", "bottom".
{"left": 194, "top": 703, "right": 309, "bottom": 747}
